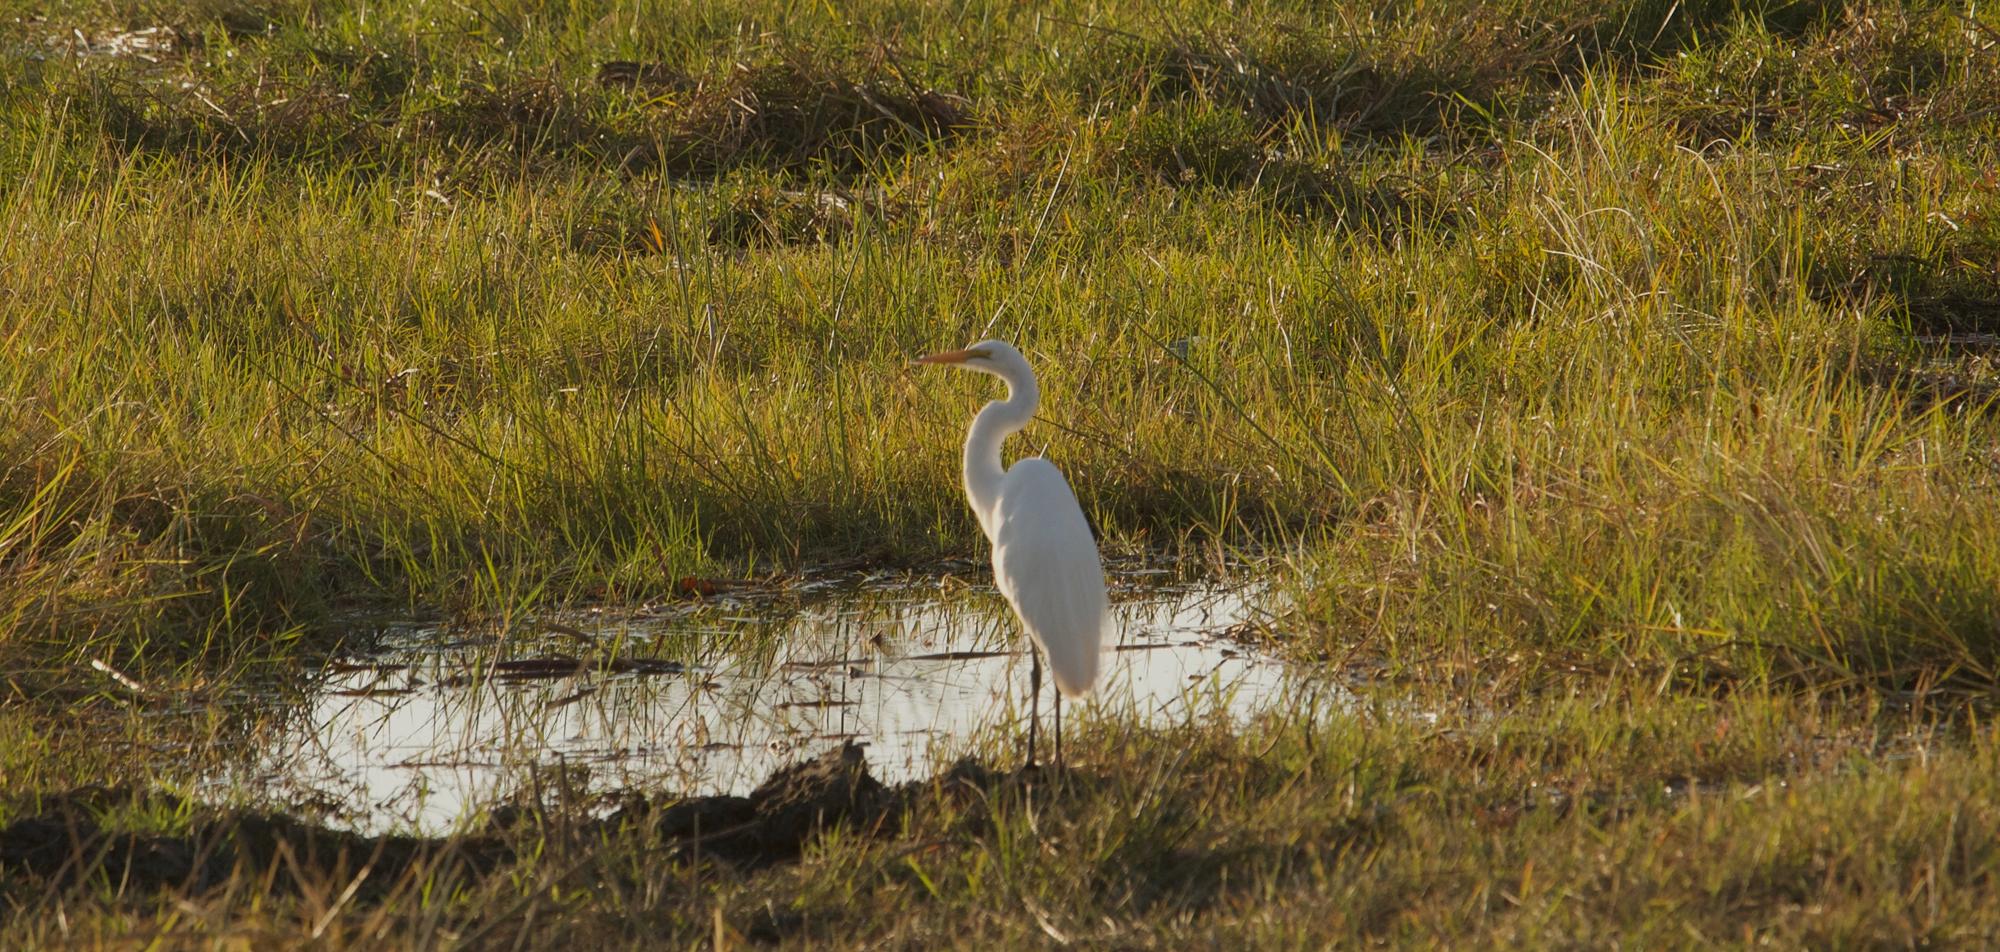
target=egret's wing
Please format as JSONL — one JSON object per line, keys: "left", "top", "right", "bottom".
{"left": 990, "top": 457, "right": 1108, "bottom": 697}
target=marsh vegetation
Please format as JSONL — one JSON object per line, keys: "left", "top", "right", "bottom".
{"left": 3, "top": 0, "right": 1999, "bottom": 945}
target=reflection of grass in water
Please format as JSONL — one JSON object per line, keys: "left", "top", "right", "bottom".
{"left": 291, "top": 590, "right": 993, "bottom": 825}
{"left": 224, "top": 582, "right": 1281, "bottom": 833}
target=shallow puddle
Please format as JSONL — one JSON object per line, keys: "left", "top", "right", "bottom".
{"left": 216, "top": 575, "right": 1313, "bottom": 834}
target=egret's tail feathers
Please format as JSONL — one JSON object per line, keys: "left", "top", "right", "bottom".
{"left": 1046, "top": 638, "right": 1101, "bottom": 698}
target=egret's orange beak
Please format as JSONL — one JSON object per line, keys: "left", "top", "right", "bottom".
{"left": 914, "top": 347, "right": 987, "bottom": 366}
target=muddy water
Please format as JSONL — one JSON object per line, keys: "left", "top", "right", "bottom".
{"left": 218, "top": 576, "right": 1312, "bottom": 834}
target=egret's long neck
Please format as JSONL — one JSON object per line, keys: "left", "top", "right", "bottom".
{"left": 963, "top": 368, "right": 1038, "bottom": 541}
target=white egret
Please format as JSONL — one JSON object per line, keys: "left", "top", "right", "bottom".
{"left": 915, "top": 340, "right": 1107, "bottom": 767}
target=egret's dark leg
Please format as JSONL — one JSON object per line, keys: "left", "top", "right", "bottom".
{"left": 1054, "top": 689, "right": 1064, "bottom": 769}
{"left": 1027, "top": 648, "right": 1042, "bottom": 767}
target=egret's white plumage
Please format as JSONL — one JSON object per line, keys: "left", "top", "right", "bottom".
{"left": 916, "top": 339, "right": 1107, "bottom": 762}
{"left": 991, "top": 457, "right": 1105, "bottom": 696}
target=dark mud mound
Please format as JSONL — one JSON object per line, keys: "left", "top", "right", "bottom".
{"left": 598, "top": 740, "right": 889, "bottom": 868}
{"left": 0, "top": 744, "right": 1041, "bottom": 895}
{"left": 596, "top": 742, "right": 1042, "bottom": 868}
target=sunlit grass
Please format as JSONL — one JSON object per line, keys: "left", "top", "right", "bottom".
{"left": 3, "top": 0, "right": 2000, "bottom": 944}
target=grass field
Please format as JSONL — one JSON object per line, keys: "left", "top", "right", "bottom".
{"left": 4, "top": 0, "right": 2000, "bottom": 946}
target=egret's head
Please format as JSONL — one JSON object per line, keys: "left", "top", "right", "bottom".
{"left": 913, "top": 339, "right": 1030, "bottom": 379}
{"left": 912, "top": 338, "right": 1032, "bottom": 376}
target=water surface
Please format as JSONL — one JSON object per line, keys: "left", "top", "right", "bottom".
{"left": 220, "top": 575, "right": 1311, "bottom": 834}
